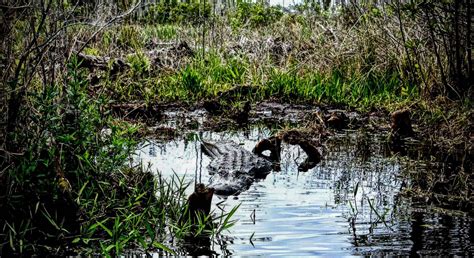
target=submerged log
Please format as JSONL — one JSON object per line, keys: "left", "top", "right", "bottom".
{"left": 279, "top": 129, "right": 322, "bottom": 172}
{"left": 254, "top": 129, "right": 322, "bottom": 172}
{"left": 296, "top": 140, "right": 321, "bottom": 172}
{"left": 76, "top": 53, "right": 129, "bottom": 75}
{"left": 253, "top": 136, "right": 281, "bottom": 161}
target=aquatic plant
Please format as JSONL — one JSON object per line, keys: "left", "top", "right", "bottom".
{"left": 1, "top": 0, "right": 471, "bottom": 255}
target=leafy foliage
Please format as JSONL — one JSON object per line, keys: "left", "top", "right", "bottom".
{"left": 230, "top": 1, "right": 284, "bottom": 28}
{"left": 0, "top": 58, "right": 237, "bottom": 256}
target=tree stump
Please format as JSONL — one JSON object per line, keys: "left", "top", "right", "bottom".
{"left": 390, "top": 109, "right": 414, "bottom": 137}
{"left": 187, "top": 184, "right": 214, "bottom": 223}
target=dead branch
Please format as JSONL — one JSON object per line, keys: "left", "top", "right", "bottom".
{"left": 75, "top": 0, "right": 143, "bottom": 55}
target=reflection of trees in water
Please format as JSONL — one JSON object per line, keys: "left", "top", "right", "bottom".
{"left": 327, "top": 132, "right": 405, "bottom": 252}
{"left": 142, "top": 128, "right": 473, "bottom": 255}
{"left": 326, "top": 131, "right": 473, "bottom": 255}
{"left": 409, "top": 212, "right": 474, "bottom": 256}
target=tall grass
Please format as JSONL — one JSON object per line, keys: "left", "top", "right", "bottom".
{"left": 103, "top": 50, "right": 417, "bottom": 108}
{"left": 78, "top": 2, "right": 434, "bottom": 109}
{"left": 0, "top": 58, "right": 237, "bottom": 256}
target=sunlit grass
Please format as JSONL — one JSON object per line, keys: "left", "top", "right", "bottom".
{"left": 105, "top": 52, "right": 418, "bottom": 109}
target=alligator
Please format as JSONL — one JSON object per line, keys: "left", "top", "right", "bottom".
{"left": 201, "top": 141, "right": 273, "bottom": 196}
{"left": 201, "top": 129, "right": 322, "bottom": 196}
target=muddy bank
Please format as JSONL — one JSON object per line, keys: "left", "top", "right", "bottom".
{"left": 121, "top": 100, "right": 471, "bottom": 157}
{"left": 116, "top": 100, "right": 384, "bottom": 133}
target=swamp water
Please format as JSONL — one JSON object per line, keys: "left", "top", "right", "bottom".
{"left": 136, "top": 127, "right": 473, "bottom": 256}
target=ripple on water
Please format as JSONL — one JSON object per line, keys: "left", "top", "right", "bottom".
{"left": 135, "top": 127, "right": 474, "bottom": 256}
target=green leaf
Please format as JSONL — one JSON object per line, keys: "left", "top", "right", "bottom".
{"left": 152, "top": 242, "right": 175, "bottom": 254}
{"left": 97, "top": 221, "right": 113, "bottom": 237}
{"left": 105, "top": 244, "right": 115, "bottom": 252}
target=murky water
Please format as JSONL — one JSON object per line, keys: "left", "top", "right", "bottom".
{"left": 136, "top": 127, "right": 473, "bottom": 256}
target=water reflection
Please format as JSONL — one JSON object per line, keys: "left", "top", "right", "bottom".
{"left": 135, "top": 127, "right": 473, "bottom": 256}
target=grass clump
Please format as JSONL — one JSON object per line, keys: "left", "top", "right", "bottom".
{"left": 142, "top": 24, "right": 178, "bottom": 41}
{"left": 117, "top": 25, "right": 144, "bottom": 49}
{"left": 127, "top": 51, "right": 151, "bottom": 77}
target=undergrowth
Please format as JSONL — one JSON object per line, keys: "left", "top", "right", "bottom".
{"left": 0, "top": 58, "right": 236, "bottom": 256}
{"left": 77, "top": 1, "right": 471, "bottom": 110}
{"left": 1, "top": 0, "right": 472, "bottom": 255}
{"left": 82, "top": 3, "right": 432, "bottom": 109}
{"left": 107, "top": 53, "right": 418, "bottom": 109}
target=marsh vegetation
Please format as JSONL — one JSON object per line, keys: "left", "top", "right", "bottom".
{"left": 0, "top": 0, "right": 472, "bottom": 256}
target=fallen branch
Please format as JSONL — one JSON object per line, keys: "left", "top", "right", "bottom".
{"left": 76, "top": 53, "right": 129, "bottom": 74}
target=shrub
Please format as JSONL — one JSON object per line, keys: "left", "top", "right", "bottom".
{"left": 230, "top": 1, "right": 284, "bottom": 28}
{"left": 0, "top": 58, "right": 177, "bottom": 255}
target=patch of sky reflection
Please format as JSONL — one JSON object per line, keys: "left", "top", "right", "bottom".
{"left": 135, "top": 127, "right": 473, "bottom": 256}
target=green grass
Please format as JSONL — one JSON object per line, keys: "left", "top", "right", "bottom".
{"left": 142, "top": 24, "right": 178, "bottom": 41}
{"left": 106, "top": 52, "right": 418, "bottom": 109}
{"left": 72, "top": 1, "right": 454, "bottom": 111}
{"left": 3, "top": 1, "right": 471, "bottom": 256}
{"left": 1, "top": 58, "right": 238, "bottom": 256}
